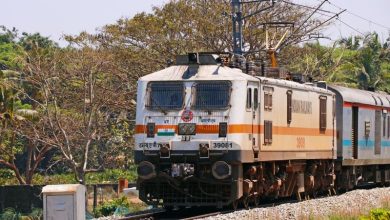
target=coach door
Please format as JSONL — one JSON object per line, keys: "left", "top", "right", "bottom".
{"left": 247, "top": 82, "right": 260, "bottom": 159}
{"left": 352, "top": 106, "right": 359, "bottom": 159}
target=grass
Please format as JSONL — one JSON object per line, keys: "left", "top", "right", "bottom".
{"left": 93, "top": 196, "right": 148, "bottom": 217}
{"left": 323, "top": 195, "right": 390, "bottom": 220}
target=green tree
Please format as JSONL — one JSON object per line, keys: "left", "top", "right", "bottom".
{"left": 21, "top": 41, "right": 133, "bottom": 184}
{"left": 0, "top": 26, "right": 23, "bottom": 70}
{"left": 0, "top": 27, "right": 58, "bottom": 184}
{"left": 19, "top": 32, "right": 58, "bottom": 51}
{"left": 284, "top": 32, "right": 390, "bottom": 92}
{"left": 0, "top": 69, "right": 45, "bottom": 184}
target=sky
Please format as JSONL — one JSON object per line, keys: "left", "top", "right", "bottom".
{"left": 0, "top": 0, "right": 389, "bottom": 46}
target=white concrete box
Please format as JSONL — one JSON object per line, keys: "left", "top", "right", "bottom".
{"left": 42, "top": 184, "right": 85, "bottom": 220}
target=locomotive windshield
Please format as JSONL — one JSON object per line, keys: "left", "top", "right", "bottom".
{"left": 192, "top": 81, "right": 231, "bottom": 109}
{"left": 146, "top": 82, "right": 184, "bottom": 110}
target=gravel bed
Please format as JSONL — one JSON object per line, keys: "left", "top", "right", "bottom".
{"left": 201, "top": 187, "right": 390, "bottom": 220}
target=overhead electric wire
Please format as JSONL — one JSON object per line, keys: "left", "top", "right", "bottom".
{"left": 278, "top": 0, "right": 328, "bottom": 48}
{"left": 344, "top": 11, "right": 390, "bottom": 30}
{"left": 281, "top": 0, "right": 336, "bottom": 16}
{"left": 279, "top": 0, "right": 344, "bottom": 49}
{"left": 293, "top": 0, "right": 328, "bottom": 35}
{"left": 312, "top": 9, "right": 366, "bottom": 37}
{"left": 335, "top": 18, "right": 365, "bottom": 36}
{"left": 320, "top": 0, "right": 390, "bottom": 30}
{"left": 281, "top": 0, "right": 370, "bottom": 41}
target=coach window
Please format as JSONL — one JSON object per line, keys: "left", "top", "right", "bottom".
{"left": 254, "top": 88, "right": 258, "bottom": 110}
{"left": 383, "top": 112, "right": 387, "bottom": 137}
{"left": 388, "top": 115, "right": 390, "bottom": 138}
{"left": 246, "top": 88, "right": 252, "bottom": 109}
{"left": 375, "top": 110, "right": 382, "bottom": 155}
{"left": 319, "top": 96, "right": 327, "bottom": 132}
{"left": 264, "top": 87, "right": 273, "bottom": 111}
{"left": 264, "top": 120, "right": 273, "bottom": 145}
{"left": 287, "top": 90, "right": 292, "bottom": 125}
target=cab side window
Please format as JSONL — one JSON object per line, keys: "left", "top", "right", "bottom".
{"left": 254, "top": 88, "right": 258, "bottom": 110}
{"left": 287, "top": 90, "right": 292, "bottom": 124}
{"left": 319, "top": 96, "right": 327, "bottom": 132}
{"left": 246, "top": 88, "right": 252, "bottom": 109}
{"left": 264, "top": 87, "right": 273, "bottom": 111}
{"left": 264, "top": 120, "right": 273, "bottom": 145}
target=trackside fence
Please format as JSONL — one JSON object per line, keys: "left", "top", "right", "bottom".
{"left": 0, "top": 183, "right": 136, "bottom": 214}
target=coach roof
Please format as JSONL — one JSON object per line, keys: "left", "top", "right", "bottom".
{"left": 329, "top": 85, "right": 390, "bottom": 107}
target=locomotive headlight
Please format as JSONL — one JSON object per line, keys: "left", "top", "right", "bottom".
{"left": 137, "top": 161, "right": 156, "bottom": 180}
{"left": 178, "top": 123, "right": 196, "bottom": 135}
{"left": 212, "top": 161, "right": 231, "bottom": 180}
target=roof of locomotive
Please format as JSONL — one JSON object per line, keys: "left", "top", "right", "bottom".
{"left": 139, "top": 64, "right": 335, "bottom": 95}
{"left": 256, "top": 76, "right": 334, "bottom": 95}
{"left": 328, "top": 85, "right": 390, "bottom": 107}
{"left": 139, "top": 65, "right": 258, "bottom": 82}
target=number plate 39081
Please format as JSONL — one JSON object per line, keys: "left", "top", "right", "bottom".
{"left": 211, "top": 142, "right": 233, "bottom": 149}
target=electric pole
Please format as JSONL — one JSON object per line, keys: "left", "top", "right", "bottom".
{"left": 231, "top": 0, "right": 276, "bottom": 56}
{"left": 232, "top": 0, "right": 243, "bottom": 55}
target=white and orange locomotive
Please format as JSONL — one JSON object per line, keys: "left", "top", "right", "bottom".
{"left": 134, "top": 53, "right": 344, "bottom": 209}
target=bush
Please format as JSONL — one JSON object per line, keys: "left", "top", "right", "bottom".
{"left": 86, "top": 168, "right": 137, "bottom": 184}
{"left": 0, "top": 169, "right": 17, "bottom": 185}
{"left": 0, "top": 208, "right": 43, "bottom": 220}
{"left": 94, "top": 196, "right": 130, "bottom": 217}
{"left": 0, "top": 167, "right": 138, "bottom": 185}
{"left": 25, "top": 208, "right": 43, "bottom": 220}
{"left": 369, "top": 208, "right": 390, "bottom": 220}
{"left": 0, "top": 208, "right": 20, "bottom": 220}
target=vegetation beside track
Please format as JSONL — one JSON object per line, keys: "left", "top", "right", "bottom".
{"left": 324, "top": 195, "right": 390, "bottom": 220}
{"left": 0, "top": 168, "right": 137, "bottom": 185}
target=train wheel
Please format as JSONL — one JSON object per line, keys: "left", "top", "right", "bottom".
{"left": 232, "top": 199, "right": 239, "bottom": 210}
{"left": 296, "top": 192, "right": 302, "bottom": 201}
{"left": 332, "top": 187, "right": 337, "bottom": 195}
{"left": 243, "top": 196, "right": 250, "bottom": 210}
{"left": 254, "top": 195, "right": 260, "bottom": 207}
{"left": 163, "top": 206, "right": 174, "bottom": 211}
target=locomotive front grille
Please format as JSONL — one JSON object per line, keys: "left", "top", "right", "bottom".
{"left": 139, "top": 179, "right": 232, "bottom": 206}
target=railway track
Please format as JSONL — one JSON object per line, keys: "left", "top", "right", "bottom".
{"left": 119, "top": 198, "right": 302, "bottom": 220}
{"left": 120, "top": 183, "right": 379, "bottom": 220}
{"left": 119, "top": 207, "right": 223, "bottom": 220}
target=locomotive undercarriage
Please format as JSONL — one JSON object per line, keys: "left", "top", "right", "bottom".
{"left": 138, "top": 168, "right": 238, "bottom": 208}
{"left": 136, "top": 151, "right": 337, "bottom": 209}
{"left": 237, "top": 160, "right": 336, "bottom": 209}
{"left": 136, "top": 151, "right": 243, "bottom": 208}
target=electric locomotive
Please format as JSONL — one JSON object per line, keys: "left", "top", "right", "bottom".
{"left": 134, "top": 53, "right": 337, "bottom": 208}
